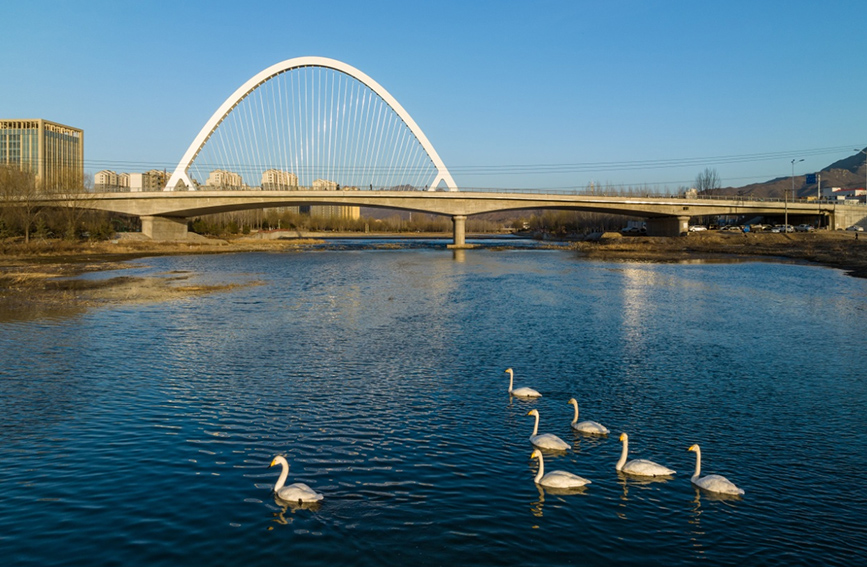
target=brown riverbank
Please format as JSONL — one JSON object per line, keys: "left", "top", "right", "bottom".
{"left": 1, "top": 230, "right": 865, "bottom": 318}
{"left": 569, "top": 230, "right": 867, "bottom": 278}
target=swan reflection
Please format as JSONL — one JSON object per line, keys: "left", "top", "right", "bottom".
{"left": 531, "top": 483, "right": 588, "bottom": 517}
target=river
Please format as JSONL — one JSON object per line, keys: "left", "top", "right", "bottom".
{"left": 1, "top": 240, "right": 865, "bottom": 566}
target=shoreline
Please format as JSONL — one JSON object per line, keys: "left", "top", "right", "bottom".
{"left": 1, "top": 230, "right": 865, "bottom": 317}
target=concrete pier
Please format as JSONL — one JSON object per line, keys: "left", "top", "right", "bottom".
{"left": 141, "top": 215, "right": 188, "bottom": 240}
{"left": 447, "top": 215, "right": 475, "bottom": 249}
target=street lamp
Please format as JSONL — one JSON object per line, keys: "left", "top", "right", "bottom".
{"left": 787, "top": 158, "right": 804, "bottom": 230}
{"left": 854, "top": 149, "right": 867, "bottom": 204}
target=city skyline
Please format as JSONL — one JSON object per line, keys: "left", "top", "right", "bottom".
{"left": 3, "top": 1, "right": 865, "bottom": 191}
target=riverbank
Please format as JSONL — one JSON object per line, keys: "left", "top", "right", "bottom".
{"left": 568, "top": 230, "right": 867, "bottom": 278}
{"left": 1, "top": 230, "right": 865, "bottom": 317}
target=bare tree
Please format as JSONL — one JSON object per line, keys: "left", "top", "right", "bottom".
{"left": 695, "top": 167, "right": 721, "bottom": 195}
{"left": 0, "top": 165, "right": 40, "bottom": 243}
{"left": 43, "top": 168, "right": 94, "bottom": 240}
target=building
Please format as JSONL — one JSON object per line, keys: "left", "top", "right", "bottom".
{"left": 94, "top": 170, "right": 119, "bottom": 191}
{"left": 261, "top": 169, "right": 298, "bottom": 190}
{"left": 308, "top": 183, "right": 360, "bottom": 220}
{"left": 206, "top": 169, "right": 244, "bottom": 189}
{"left": 821, "top": 187, "right": 866, "bottom": 201}
{"left": 0, "top": 119, "right": 84, "bottom": 188}
{"left": 129, "top": 170, "right": 168, "bottom": 192}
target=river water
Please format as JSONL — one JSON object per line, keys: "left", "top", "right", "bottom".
{"left": 1, "top": 240, "right": 866, "bottom": 566}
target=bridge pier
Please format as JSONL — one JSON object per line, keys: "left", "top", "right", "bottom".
{"left": 645, "top": 216, "right": 690, "bottom": 237}
{"left": 447, "top": 215, "right": 474, "bottom": 249}
{"left": 141, "top": 215, "right": 189, "bottom": 240}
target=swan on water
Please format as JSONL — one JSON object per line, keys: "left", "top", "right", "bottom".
{"left": 688, "top": 444, "right": 744, "bottom": 495}
{"left": 567, "top": 398, "right": 609, "bottom": 435}
{"left": 527, "top": 409, "right": 571, "bottom": 450}
{"left": 269, "top": 455, "right": 324, "bottom": 503}
{"left": 530, "top": 449, "right": 591, "bottom": 488}
{"left": 616, "top": 433, "right": 676, "bottom": 476}
{"left": 506, "top": 368, "right": 541, "bottom": 398}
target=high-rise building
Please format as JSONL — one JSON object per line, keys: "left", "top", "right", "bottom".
{"left": 261, "top": 169, "right": 298, "bottom": 190}
{"left": 0, "top": 119, "right": 84, "bottom": 188}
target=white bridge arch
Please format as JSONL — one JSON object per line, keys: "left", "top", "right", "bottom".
{"left": 164, "top": 56, "right": 457, "bottom": 192}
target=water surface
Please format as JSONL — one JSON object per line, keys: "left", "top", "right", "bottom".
{"left": 1, "top": 245, "right": 865, "bottom": 566}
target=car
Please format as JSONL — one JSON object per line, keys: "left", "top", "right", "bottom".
{"left": 771, "top": 225, "right": 794, "bottom": 233}
{"left": 795, "top": 224, "right": 815, "bottom": 232}
{"left": 688, "top": 225, "right": 707, "bottom": 232}
{"left": 845, "top": 225, "right": 864, "bottom": 232}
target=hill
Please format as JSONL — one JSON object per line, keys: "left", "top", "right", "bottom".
{"left": 718, "top": 147, "right": 867, "bottom": 199}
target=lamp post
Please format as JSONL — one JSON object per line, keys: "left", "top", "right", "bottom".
{"left": 854, "top": 149, "right": 867, "bottom": 204}
{"left": 787, "top": 158, "right": 803, "bottom": 230}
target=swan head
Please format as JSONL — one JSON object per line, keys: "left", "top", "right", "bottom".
{"left": 505, "top": 368, "right": 513, "bottom": 375}
{"left": 270, "top": 455, "right": 289, "bottom": 468}
{"left": 530, "top": 449, "right": 542, "bottom": 460}
{"left": 619, "top": 433, "right": 628, "bottom": 442}
{"left": 526, "top": 409, "right": 539, "bottom": 417}
{"left": 688, "top": 444, "right": 700, "bottom": 453}
{"left": 567, "top": 398, "right": 578, "bottom": 407}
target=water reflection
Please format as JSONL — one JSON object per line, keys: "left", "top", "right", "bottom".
{"left": 530, "top": 483, "right": 588, "bottom": 517}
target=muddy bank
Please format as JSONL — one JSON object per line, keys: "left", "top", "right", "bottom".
{"left": 0, "top": 235, "right": 320, "bottom": 318}
{"left": 568, "top": 230, "right": 867, "bottom": 278}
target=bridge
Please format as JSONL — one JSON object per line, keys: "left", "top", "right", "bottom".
{"left": 23, "top": 56, "right": 867, "bottom": 244}
{"left": 37, "top": 189, "right": 867, "bottom": 245}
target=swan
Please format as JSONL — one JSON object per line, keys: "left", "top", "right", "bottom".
{"left": 568, "top": 398, "right": 609, "bottom": 435}
{"left": 506, "top": 368, "right": 541, "bottom": 398}
{"left": 530, "top": 449, "right": 591, "bottom": 488}
{"left": 688, "top": 444, "right": 744, "bottom": 495}
{"left": 616, "top": 433, "right": 676, "bottom": 476}
{"left": 527, "top": 409, "right": 571, "bottom": 450}
{"left": 269, "top": 455, "right": 324, "bottom": 503}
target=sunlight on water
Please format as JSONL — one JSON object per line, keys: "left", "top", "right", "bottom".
{"left": 1, "top": 247, "right": 865, "bottom": 566}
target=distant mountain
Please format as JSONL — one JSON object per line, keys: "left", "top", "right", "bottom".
{"left": 717, "top": 147, "right": 867, "bottom": 199}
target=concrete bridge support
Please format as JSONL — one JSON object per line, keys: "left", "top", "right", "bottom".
{"left": 447, "top": 215, "right": 474, "bottom": 249}
{"left": 646, "top": 215, "right": 690, "bottom": 237}
{"left": 141, "top": 215, "right": 189, "bottom": 240}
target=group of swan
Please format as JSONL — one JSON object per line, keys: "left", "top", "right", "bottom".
{"left": 266, "top": 369, "right": 744, "bottom": 503}
{"left": 512, "top": 368, "right": 744, "bottom": 496}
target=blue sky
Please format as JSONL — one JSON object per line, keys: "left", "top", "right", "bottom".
{"left": 3, "top": 0, "right": 865, "bottom": 190}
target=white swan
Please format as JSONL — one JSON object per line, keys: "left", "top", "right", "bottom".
{"left": 616, "top": 433, "right": 676, "bottom": 476}
{"left": 269, "top": 455, "right": 324, "bottom": 503}
{"left": 527, "top": 409, "right": 571, "bottom": 450}
{"left": 688, "top": 444, "right": 744, "bottom": 495}
{"left": 568, "top": 398, "right": 609, "bottom": 435}
{"left": 530, "top": 449, "right": 591, "bottom": 488}
{"left": 506, "top": 368, "right": 541, "bottom": 398}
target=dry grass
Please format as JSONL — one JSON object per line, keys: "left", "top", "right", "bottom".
{"left": 571, "top": 230, "right": 867, "bottom": 277}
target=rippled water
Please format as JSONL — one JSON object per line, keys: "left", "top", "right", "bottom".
{"left": 1, "top": 243, "right": 866, "bottom": 566}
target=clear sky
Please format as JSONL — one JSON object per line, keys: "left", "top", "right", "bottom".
{"left": 3, "top": 0, "right": 865, "bottom": 191}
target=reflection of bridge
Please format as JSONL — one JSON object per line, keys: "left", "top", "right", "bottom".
{"left": 39, "top": 189, "right": 867, "bottom": 245}
{"left": 28, "top": 56, "right": 867, "bottom": 244}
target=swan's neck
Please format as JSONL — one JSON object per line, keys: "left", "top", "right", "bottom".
{"left": 531, "top": 413, "right": 539, "bottom": 436}
{"left": 615, "top": 437, "right": 628, "bottom": 471}
{"left": 507, "top": 370, "right": 514, "bottom": 392}
{"left": 571, "top": 402, "right": 579, "bottom": 425}
{"left": 692, "top": 449, "right": 702, "bottom": 481}
{"left": 534, "top": 454, "right": 545, "bottom": 483}
{"left": 274, "top": 461, "right": 289, "bottom": 491}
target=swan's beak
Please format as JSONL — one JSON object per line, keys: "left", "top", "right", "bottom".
{"left": 269, "top": 458, "right": 277, "bottom": 467}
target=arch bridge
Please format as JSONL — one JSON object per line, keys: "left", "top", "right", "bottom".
{"left": 26, "top": 56, "right": 867, "bottom": 244}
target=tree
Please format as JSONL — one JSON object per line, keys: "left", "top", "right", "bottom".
{"left": 695, "top": 167, "right": 721, "bottom": 195}
{"left": 46, "top": 169, "right": 95, "bottom": 239}
{"left": 0, "top": 165, "right": 40, "bottom": 243}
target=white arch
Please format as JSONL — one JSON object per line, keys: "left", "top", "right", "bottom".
{"left": 164, "top": 56, "right": 457, "bottom": 192}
